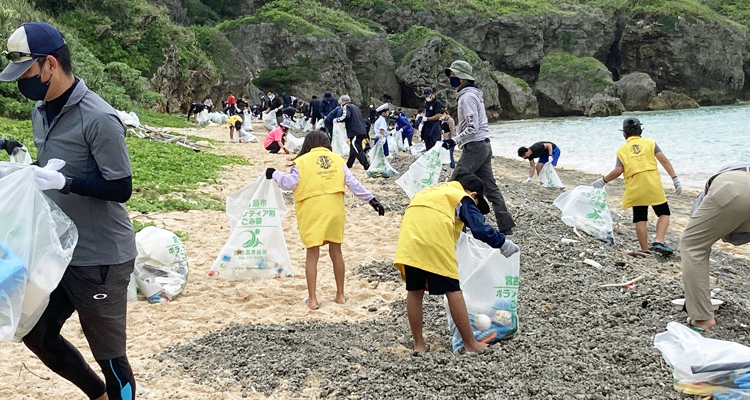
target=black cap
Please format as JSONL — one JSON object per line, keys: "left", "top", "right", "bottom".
{"left": 622, "top": 117, "right": 642, "bottom": 132}
{"left": 324, "top": 91, "right": 333, "bottom": 98}
{"left": 421, "top": 87, "right": 433, "bottom": 97}
{"left": 456, "top": 174, "right": 490, "bottom": 214}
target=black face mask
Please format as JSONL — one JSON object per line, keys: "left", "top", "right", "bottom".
{"left": 17, "top": 60, "right": 51, "bottom": 101}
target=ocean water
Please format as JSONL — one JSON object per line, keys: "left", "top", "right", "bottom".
{"left": 489, "top": 104, "right": 750, "bottom": 188}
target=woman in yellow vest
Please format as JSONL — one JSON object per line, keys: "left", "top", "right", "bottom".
{"left": 395, "top": 174, "right": 519, "bottom": 352}
{"left": 593, "top": 117, "right": 682, "bottom": 255}
{"left": 266, "top": 130, "right": 385, "bottom": 310}
{"left": 227, "top": 114, "right": 243, "bottom": 143}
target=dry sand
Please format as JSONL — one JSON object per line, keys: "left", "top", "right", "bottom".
{"left": 0, "top": 120, "right": 747, "bottom": 399}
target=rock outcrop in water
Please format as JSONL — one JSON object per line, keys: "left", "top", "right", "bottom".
{"left": 647, "top": 90, "right": 701, "bottom": 111}
{"left": 585, "top": 94, "right": 625, "bottom": 117}
{"left": 605, "top": 72, "right": 657, "bottom": 111}
{"left": 492, "top": 72, "right": 539, "bottom": 119}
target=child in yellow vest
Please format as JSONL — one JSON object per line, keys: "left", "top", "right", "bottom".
{"left": 592, "top": 118, "right": 682, "bottom": 255}
{"left": 394, "top": 175, "right": 519, "bottom": 352}
{"left": 227, "top": 114, "right": 243, "bottom": 143}
{"left": 266, "top": 130, "right": 385, "bottom": 310}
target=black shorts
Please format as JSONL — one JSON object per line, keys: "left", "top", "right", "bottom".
{"left": 632, "top": 202, "right": 671, "bottom": 223}
{"left": 404, "top": 265, "right": 460, "bottom": 295}
{"left": 266, "top": 141, "right": 282, "bottom": 153}
{"left": 60, "top": 261, "right": 134, "bottom": 359}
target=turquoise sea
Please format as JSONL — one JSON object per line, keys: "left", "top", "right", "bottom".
{"left": 489, "top": 104, "right": 750, "bottom": 188}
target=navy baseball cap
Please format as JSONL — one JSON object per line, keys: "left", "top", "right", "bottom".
{"left": 622, "top": 117, "right": 642, "bottom": 132}
{"left": 422, "top": 87, "right": 433, "bottom": 97}
{"left": 456, "top": 174, "right": 490, "bottom": 215}
{"left": 1, "top": 22, "right": 66, "bottom": 82}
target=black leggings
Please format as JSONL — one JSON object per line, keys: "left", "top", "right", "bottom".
{"left": 632, "top": 202, "right": 671, "bottom": 223}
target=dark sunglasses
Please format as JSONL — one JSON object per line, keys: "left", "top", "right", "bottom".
{"left": 3, "top": 51, "right": 49, "bottom": 62}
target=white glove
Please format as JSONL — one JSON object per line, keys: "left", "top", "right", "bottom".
{"left": 32, "top": 166, "right": 66, "bottom": 191}
{"left": 592, "top": 177, "right": 606, "bottom": 189}
{"left": 523, "top": 177, "right": 532, "bottom": 184}
{"left": 673, "top": 176, "right": 682, "bottom": 196}
{"left": 500, "top": 239, "right": 519, "bottom": 258}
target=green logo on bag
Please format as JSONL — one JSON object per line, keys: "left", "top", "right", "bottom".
{"left": 585, "top": 210, "right": 603, "bottom": 219}
{"left": 242, "top": 229, "right": 263, "bottom": 248}
{"left": 420, "top": 172, "right": 435, "bottom": 185}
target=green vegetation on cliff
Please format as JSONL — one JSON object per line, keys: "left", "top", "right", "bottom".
{"left": 251, "top": 57, "right": 318, "bottom": 94}
{"left": 539, "top": 53, "right": 613, "bottom": 93}
{"left": 217, "top": 0, "right": 378, "bottom": 37}
{"left": 388, "top": 25, "right": 482, "bottom": 66}
{"left": 339, "top": 0, "right": 560, "bottom": 17}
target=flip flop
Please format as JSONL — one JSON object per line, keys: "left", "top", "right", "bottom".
{"left": 685, "top": 317, "right": 705, "bottom": 334}
{"left": 303, "top": 297, "right": 319, "bottom": 310}
{"left": 332, "top": 297, "right": 348, "bottom": 305}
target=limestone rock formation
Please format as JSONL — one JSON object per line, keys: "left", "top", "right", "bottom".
{"left": 585, "top": 94, "right": 624, "bottom": 117}
{"left": 534, "top": 54, "right": 614, "bottom": 117}
{"left": 647, "top": 91, "right": 700, "bottom": 111}
{"left": 491, "top": 72, "right": 538, "bottom": 119}
{"left": 605, "top": 72, "right": 657, "bottom": 111}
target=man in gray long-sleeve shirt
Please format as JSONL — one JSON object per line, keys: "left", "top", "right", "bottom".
{"left": 442, "top": 60, "right": 515, "bottom": 234}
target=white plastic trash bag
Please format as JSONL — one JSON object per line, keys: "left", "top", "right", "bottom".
{"left": 331, "top": 122, "right": 349, "bottom": 158}
{"left": 393, "top": 129, "right": 405, "bottom": 151}
{"left": 209, "top": 175, "right": 293, "bottom": 279}
{"left": 208, "top": 112, "right": 229, "bottom": 125}
{"left": 315, "top": 119, "right": 325, "bottom": 130}
{"left": 242, "top": 110, "right": 253, "bottom": 131}
{"left": 654, "top": 322, "right": 750, "bottom": 386}
{"left": 396, "top": 143, "right": 443, "bottom": 198}
{"left": 116, "top": 110, "right": 141, "bottom": 128}
{"left": 0, "top": 161, "right": 78, "bottom": 341}
{"left": 539, "top": 162, "right": 564, "bottom": 188}
{"left": 133, "top": 226, "right": 189, "bottom": 302}
{"left": 285, "top": 134, "right": 305, "bottom": 153}
{"left": 553, "top": 185, "right": 614, "bottom": 243}
{"left": 303, "top": 118, "right": 313, "bottom": 132}
{"left": 386, "top": 135, "right": 398, "bottom": 158}
{"left": 447, "top": 233, "right": 520, "bottom": 351}
{"left": 239, "top": 129, "right": 257, "bottom": 143}
{"left": 9, "top": 146, "right": 32, "bottom": 165}
{"left": 262, "top": 111, "right": 277, "bottom": 131}
{"left": 196, "top": 110, "right": 210, "bottom": 127}
{"left": 410, "top": 143, "right": 426, "bottom": 155}
{"left": 366, "top": 139, "right": 398, "bottom": 178}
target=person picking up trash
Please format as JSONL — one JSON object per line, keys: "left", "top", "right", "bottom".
{"left": 1, "top": 138, "right": 22, "bottom": 155}
{"left": 592, "top": 117, "right": 681, "bottom": 255}
{"left": 680, "top": 162, "right": 750, "bottom": 332}
{"left": 264, "top": 118, "right": 292, "bottom": 154}
{"left": 394, "top": 174, "right": 519, "bottom": 352}
{"left": 374, "top": 103, "right": 390, "bottom": 157}
{"left": 267, "top": 130, "right": 385, "bottom": 310}
{"left": 228, "top": 114, "right": 243, "bottom": 143}
{"left": 518, "top": 141, "right": 560, "bottom": 183}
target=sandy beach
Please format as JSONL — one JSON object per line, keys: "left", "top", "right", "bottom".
{"left": 1, "top": 120, "right": 748, "bottom": 399}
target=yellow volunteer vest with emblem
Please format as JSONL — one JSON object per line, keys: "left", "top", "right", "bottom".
{"left": 394, "top": 181, "right": 468, "bottom": 280}
{"left": 293, "top": 147, "right": 346, "bottom": 203}
{"left": 616, "top": 136, "right": 667, "bottom": 209}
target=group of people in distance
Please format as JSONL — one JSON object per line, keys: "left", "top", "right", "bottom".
{"left": 0, "top": 20, "right": 748, "bottom": 400}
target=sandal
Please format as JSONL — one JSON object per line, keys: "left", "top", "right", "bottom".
{"left": 685, "top": 317, "right": 705, "bottom": 334}
{"left": 303, "top": 297, "right": 320, "bottom": 310}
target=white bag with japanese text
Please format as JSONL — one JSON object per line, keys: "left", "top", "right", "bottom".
{"left": 553, "top": 185, "right": 614, "bottom": 243}
{"left": 396, "top": 142, "right": 444, "bottom": 198}
{"left": 133, "top": 226, "right": 189, "bottom": 301}
{"left": 209, "top": 175, "right": 293, "bottom": 279}
{"left": 539, "top": 162, "right": 564, "bottom": 188}
{"left": 366, "top": 139, "right": 398, "bottom": 178}
{"left": 0, "top": 162, "right": 78, "bottom": 341}
{"left": 447, "top": 233, "right": 520, "bottom": 351}
{"left": 331, "top": 122, "right": 349, "bottom": 158}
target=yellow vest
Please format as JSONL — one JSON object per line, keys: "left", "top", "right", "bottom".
{"left": 293, "top": 147, "right": 345, "bottom": 203}
{"left": 394, "top": 181, "right": 469, "bottom": 280}
{"left": 616, "top": 136, "right": 667, "bottom": 208}
{"left": 228, "top": 115, "right": 243, "bottom": 127}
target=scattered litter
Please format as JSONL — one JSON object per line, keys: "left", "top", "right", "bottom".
{"left": 561, "top": 238, "right": 578, "bottom": 244}
{"left": 583, "top": 259, "right": 603, "bottom": 269}
{"left": 600, "top": 275, "right": 644, "bottom": 288}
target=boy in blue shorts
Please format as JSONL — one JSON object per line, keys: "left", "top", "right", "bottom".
{"left": 518, "top": 142, "right": 561, "bottom": 183}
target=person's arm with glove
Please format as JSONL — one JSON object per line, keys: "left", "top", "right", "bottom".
{"left": 1, "top": 139, "right": 22, "bottom": 155}
{"left": 342, "top": 165, "right": 384, "bottom": 216}
{"left": 655, "top": 148, "right": 681, "bottom": 195}
{"left": 32, "top": 164, "right": 132, "bottom": 202}
{"left": 457, "top": 198, "right": 518, "bottom": 257}
{"left": 524, "top": 159, "right": 535, "bottom": 183}
{"left": 592, "top": 159, "right": 624, "bottom": 189}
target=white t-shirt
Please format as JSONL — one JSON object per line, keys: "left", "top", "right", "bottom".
{"left": 374, "top": 116, "right": 388, "bottom": 138}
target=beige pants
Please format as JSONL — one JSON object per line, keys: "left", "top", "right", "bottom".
{"left": 681, "top": 170, "right": 750, "bottom": 320}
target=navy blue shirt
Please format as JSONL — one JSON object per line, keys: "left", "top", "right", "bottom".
{"left": 458, "top": 198, "right": 505, "bottom": 248}
{"left": 423, "top": 98, "right": 443, "bottom": 137}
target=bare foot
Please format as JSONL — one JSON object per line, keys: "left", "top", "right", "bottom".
{"left": 464, "top": 341, "right": 489, "bottom": 352}
{"left": 304, "top": 297, "right": 319, "bottom": 310}
{"left": 412, "top": 344, "right": 427, "bottom": 353}
{"left": 333, "top": 295, "right": 348, "bottom": 305}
